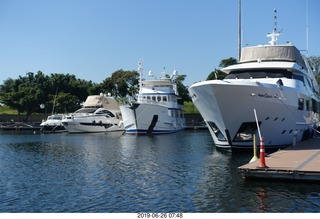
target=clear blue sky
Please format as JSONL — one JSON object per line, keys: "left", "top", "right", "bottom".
{"left": 0, "top": 0, "right": 319, "bottom": 87}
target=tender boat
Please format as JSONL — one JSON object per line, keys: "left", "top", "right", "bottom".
{"left": 40, "top": 114, "right": 66, "bottom": 133}
{"left": 61, "top": 94, "right": 124, "bottom": 133}
{"left": 188, "top": 26, "right": 320, "bottom": 150}
{"left": 120, "top": 62, "right": 185, "bottom": 135}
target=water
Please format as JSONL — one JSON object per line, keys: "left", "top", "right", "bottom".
{"left": 0, "top": 130, "right": 320, "bottom": 213}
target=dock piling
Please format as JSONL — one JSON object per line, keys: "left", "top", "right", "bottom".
{"left": 250, "top": 134, "right": 259, "bottom": 163}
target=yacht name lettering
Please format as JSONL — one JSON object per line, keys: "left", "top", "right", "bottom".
{"left": 257, "top": 93, "right": 273, "bottom": 98}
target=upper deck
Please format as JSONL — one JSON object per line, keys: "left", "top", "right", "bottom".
{"left": 240, "top": 44, "right": 306, "bottom": 69}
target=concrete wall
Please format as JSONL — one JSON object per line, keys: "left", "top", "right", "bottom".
{"left": 0, "top": 114, "right": 49, "bottom": 123}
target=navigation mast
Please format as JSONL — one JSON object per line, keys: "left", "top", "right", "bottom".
{"left": 267, "top": 9, "right": 281, "bottom": 45}
{"left": 238, "top": 0, "right": 241, "bottom": 61}
{"left": 138, "top": 59, "right": 143, "bottom": 93}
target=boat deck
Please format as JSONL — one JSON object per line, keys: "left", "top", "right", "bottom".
{"left": 238, "top": 137, "right": 320, "bottom": 182}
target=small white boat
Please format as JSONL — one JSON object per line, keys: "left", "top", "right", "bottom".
{"left": 120, "top": 62, "right": 185, "bottom": 135}
{"left": 61, "top": 94, "right": 124, "bottom": 133}
{"left": 40, "top": 114, "right": 66, "bottom": 133}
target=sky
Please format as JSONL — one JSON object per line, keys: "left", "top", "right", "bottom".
{"left": 0, "top": 0, "right": 319, "bottom": 87}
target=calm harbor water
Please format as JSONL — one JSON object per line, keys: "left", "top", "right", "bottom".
{"left": 0, "top": 130, "right": 319, "bottom": 213}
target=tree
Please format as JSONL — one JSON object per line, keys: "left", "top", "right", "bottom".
{"left": 101, "top": 69, "right": 139, "bottom": 98}
{"left": 175, "top": 74, "right": 191, "bottom": 102}
{"left": 307, "top": 56, "right": 320, "bottom": 83}
{"left": 307, "top": 56, "right": 320, "bottom": 74}
{"left": 207, "top": 69, "right": 227, "bottom": 80}
{"left": 219, "top": 57, "right": 238, "bottom": 68}
{"left": 45, "top": 73, "right": 99, "bottom": 113}
{"left": 0, "top": 71, "right": 98, "bottom": 121}
{"left": 51, "top": 92, "right": 80, "bottom": 113}
{"left": 207, "top": 57, "right": 237, "bottom": 80}
{"left": 0, "top": 72, "right": 48, "bottom": 121}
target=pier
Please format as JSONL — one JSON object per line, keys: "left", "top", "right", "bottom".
{"left": 239, "top": 137, "right": 320, "bottom": 182}
{"left": 0, "top": 122, "right": 41, "bottom": 131}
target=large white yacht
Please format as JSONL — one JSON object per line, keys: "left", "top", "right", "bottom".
{"left": 61, "top": 94, "right": 124, "bottom": 133}
{"left": 120, "top": 62, "right": 185, "bottom": 135}
{"left": 188, "top": 28, "right": 320, "bottom": 150}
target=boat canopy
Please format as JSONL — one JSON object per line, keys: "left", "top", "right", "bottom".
{"left": 240, "top": 45, "right": 306, "bottom": 69}
{"left": 83, "top": 95, "right": 120, "bottom": 110}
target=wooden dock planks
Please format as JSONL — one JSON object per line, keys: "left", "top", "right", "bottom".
{"left": 238, "top": 137, "right": 320, "bottom": 181}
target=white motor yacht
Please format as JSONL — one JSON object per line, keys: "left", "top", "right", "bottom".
{"left": 120, "top": 62, "right": 185, "bottom": 135}
{"left": 61, "top": 94, "right": 124, "bottom": 133}
{"left": 188, "top": 25, "right": 320, "bottom": 150}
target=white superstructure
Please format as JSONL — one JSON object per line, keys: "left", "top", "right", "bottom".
{"left": 120, "top": 62, "right": 185, "bottom": 135}
{"left": 188, "top": 27, "right": 320, "bottom": 150}
{"left": 61, "top": 94, "right": 124, "bottom": 133}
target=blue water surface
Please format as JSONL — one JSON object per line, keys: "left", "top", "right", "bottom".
{"left": 0, "top": 130, "right": 319, "bottom": 213}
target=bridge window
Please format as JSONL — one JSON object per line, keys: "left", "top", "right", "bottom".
{"left": 163, "top": 96, "right": 167, "bottom": 102}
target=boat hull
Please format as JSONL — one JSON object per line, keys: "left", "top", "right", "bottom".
{"left": 120, "top": 104, "right": 185, "bottom": 135}
{"left": 40, "top": 124, "right": 66, "bottom": 133}
{"left": 62, "top": 116, "right": 124, "bottom": 133}
{"left": 189, "top": 79, "right": 319, "bottom": 150}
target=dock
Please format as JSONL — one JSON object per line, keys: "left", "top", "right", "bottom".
{"left": 238, "top": 137, "right": 320, "bottom": 182}
{"left": 0, "top": 122, "right": 41, "bottom": 131}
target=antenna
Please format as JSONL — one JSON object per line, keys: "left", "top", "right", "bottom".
{"left": 267, "top": 9, "right": 281, "bottom": 45}
{"left": 273, "top": 8, "right": 277, "bottom": 33}
{"left": 161, "top": 67, "right": 166, "bottom": 78}
{"left": 138, "top": 59, "right": 143, "bottom": 93}
{"left": 238, "top": 0, "right": 241, "bottom": 60}
{"left": 306, "top": 0, "right": 309, "bottom": 54}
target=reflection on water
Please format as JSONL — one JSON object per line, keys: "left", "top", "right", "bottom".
{"left": 0, "top": 130, "right": 320, "bottom": 212}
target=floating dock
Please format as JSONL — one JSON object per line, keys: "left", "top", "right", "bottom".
{"left": 0, "top": 122, "right": 41, "bottom": 131}
{"left": 238, "top": 137, "right": 320, "bottom": 182}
